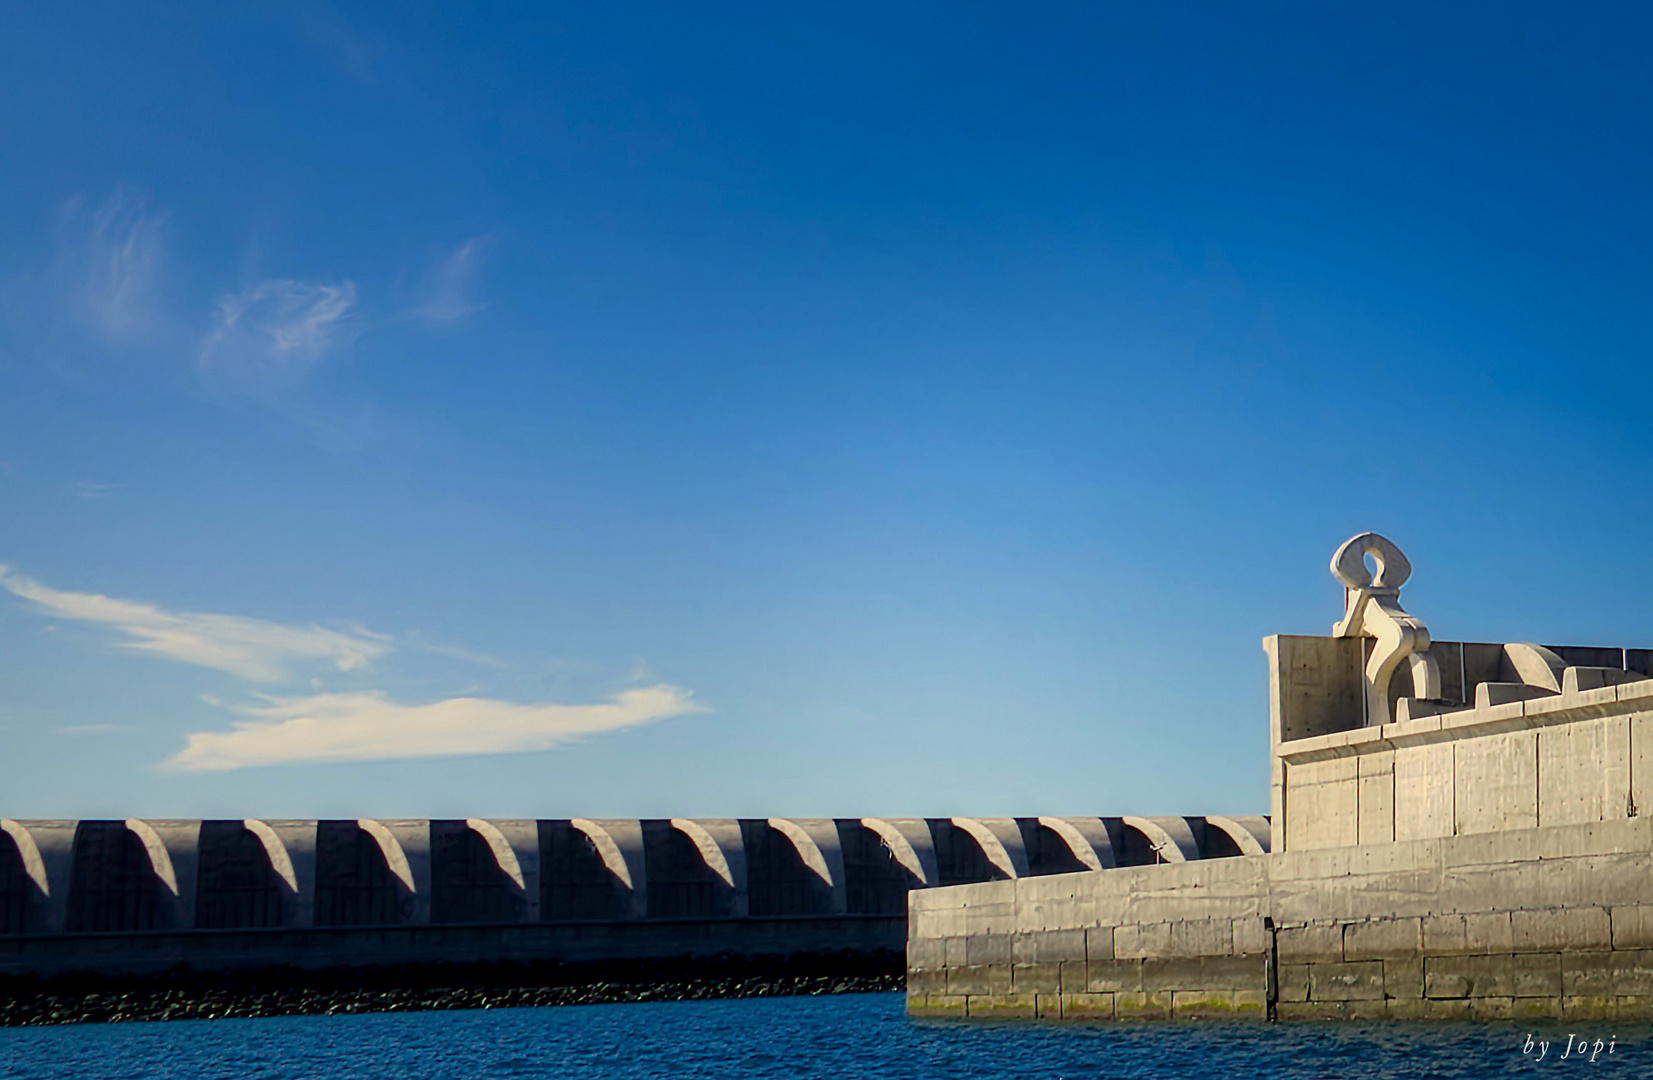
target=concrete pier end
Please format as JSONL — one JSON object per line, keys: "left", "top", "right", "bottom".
{"left": 907, "top": 533, "right": 1653, "bottom": 1021}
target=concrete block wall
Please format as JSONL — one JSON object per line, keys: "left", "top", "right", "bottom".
{"left": 908, "top": 817, "right": 1653, "bottom": 1020}
{"left": 909, "top": 850, "right": 1269, "bottom": 1020}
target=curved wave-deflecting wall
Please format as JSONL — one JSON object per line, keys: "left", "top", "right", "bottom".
{"left": 1115, "top": 816, "right": 1203, "bottom": 866}
{"left": 313, "top": 821, "right": 406, "bottom": 927}
{"left": 195, "top": 821, "right": 285, "bottom": 929}
{"left": 743, "top": 820, "right": 830, "bottom": 917}
{"left": 0, "top": 814, "right": 1265, "bottom": 935}
{"left": 0, "top": 826, "right": 34, "bottom": 935}
{"left": 1023, "top": 818, "right": 1100, "bottom": 875}
{"left": 430, "top": 819, "right": 526, "bottom": 924}
{"left": 838, "top": 820, "right": 916, "bottom": 914}
{"left": 929, "top": 818, "right": 1001, "bottom": 886}
{"left": 65, "top": 821, "right": 179, "bottom": 933}
{"left": 1203, "top": 815, "right": 1270, "bottom": 857}
{"left": 541, "top": 820, "right": 633, "bottom": 920}
{"left": 642, "top": 820, "right": 733, "bottom": 919}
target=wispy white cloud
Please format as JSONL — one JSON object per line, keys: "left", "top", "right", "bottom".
{"left": 56, "top": 188, "right": 168, "bottom": 344}
{"left": 198, "top": 279, "right": 359, "bottom": 389}
{"left": 406, "top": 236, "right": 491, "bottom": 325}
{"left": 164, "top": 684, "right": 704, "bottom": 771}
{"left": 0, "top": 564, "right": 390, "bottom": 682}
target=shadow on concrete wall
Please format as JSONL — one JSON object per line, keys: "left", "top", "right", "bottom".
{"left": 1, "top": 834, "right": 32, "bottom": 935}
{"left": 65, "top": 822, "right": 173, "bottom": 934}
{"left": 0, "top": 814, "right": 1266, "bottom": 936}
{"left": 314, "top": 822, "right": 403, "bottom": 927}
{"left": 838, "top": 822, "right": 910, "bottom": 915}
{"left": 195, "top": 822, "right": 282, "bottom": 929}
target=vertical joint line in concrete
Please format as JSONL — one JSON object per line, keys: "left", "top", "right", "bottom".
{"left": 1631, "top": 716, "right": 1640, "bottom": 818}
{"left": 1263, "top": 916, "right": 1278, "bottom": 1022}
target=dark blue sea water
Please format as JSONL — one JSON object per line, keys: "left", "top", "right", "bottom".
{"left": 2, "top": 993, "right": 1647, "bottom": 1079}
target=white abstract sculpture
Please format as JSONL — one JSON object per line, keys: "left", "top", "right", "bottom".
{"left": 1330, "top": 532, "right": 1441, "bottom": 725}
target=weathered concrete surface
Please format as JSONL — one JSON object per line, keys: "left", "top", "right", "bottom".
{"left": 2, "top": 913, "right": 905, "bottom": 981}
{"left": 910, "top": 534, "right": 1653, "bottom": 1021}
{"left": 1271, "top": 640, "right": 1653, "bottom": 854}
{"left": 908, "top": 817, "right": 1653, "bottom": 1020}
{"left": 0, "top": 815, "right": 1250, "bottom": 986}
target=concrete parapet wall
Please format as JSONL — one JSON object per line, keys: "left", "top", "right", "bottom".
{"left": 907, "top": 817, "right": 1653, "bottom": 1021}
{"left": 1266, "top": 635, "right": 1653, "bottom": 853}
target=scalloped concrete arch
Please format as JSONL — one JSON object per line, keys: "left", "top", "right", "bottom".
{"left": 858, "top": 819, "right": 933, "bottom": 886}
{"left": 949, "top": 818, "right": 1022, "bottom": 879}
{"left": 1034, "top": 817, "right": 1109, "bottom": 872}
{"left": 570, "top": 819, "right": 635, "bottom": 892}
{"left": 766, "top": 819, "right": 833, "bottom": 886}
{"left": 465, "top": 819, "right": 525, "bottom": 890}
{"left": 5, "top": 820, "right": 74, "bottom": 931}
{"left": 1203, "top": 815, "right": 1270, "bottom": 857}
{"left": 1120, "top": 816, "right": 1202, "bottom": 863}
{"left": 123, "top": 820, "right": 179, "bottom": 896}
{"left": 1, "top": 819, "right": 49, "bottom": 897}
{"left": 242, "top": 820, "right": 298, "bottom": 893}
{"left": 669, "top": 819, "right": 735, "bottom": 888}
{"left": 355, "top": 819, "right": 416, "bottom": 893}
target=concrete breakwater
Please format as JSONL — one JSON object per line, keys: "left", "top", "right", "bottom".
{"left": 908, "top": 816, "right": 1653, "bottom": 1021}
{"left": 0, "top": 816, "right": 1263, "bottom": 992}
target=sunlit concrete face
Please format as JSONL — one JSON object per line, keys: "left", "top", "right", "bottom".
{"left": 908, "top": 534, "right": 1653, "bottom": 1022}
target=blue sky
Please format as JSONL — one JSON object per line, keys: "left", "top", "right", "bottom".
{"left": 4, "top": 3, "right": 1653, "bottom": 820}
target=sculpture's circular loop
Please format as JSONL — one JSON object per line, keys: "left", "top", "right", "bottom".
{"left": 1330, "top": 532, "right": 1412, "bottom": 590}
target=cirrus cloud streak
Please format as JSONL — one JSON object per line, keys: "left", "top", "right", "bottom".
{"left": 0, "top": 564, "right": 390, "bottom": 682}
{"left": 164, "top": 684, "right": 704, "bottom": 771}
{"left": 56, "top": 188, "right": 168, "bottom": 345}
{"left": 406, "top": 235, "right": 491, "bottom": 325}
{"left": 198, "top": 278, "right": 359, "bottom": 389}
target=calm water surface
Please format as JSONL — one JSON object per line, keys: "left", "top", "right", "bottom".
{"left": 2, "top": 993, "right": 1647, "bottom": 1079}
